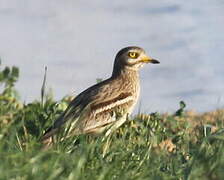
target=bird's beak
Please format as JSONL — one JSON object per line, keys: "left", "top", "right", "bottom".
{"left": 140, "top": 54, "right": 160, "bottom": 64}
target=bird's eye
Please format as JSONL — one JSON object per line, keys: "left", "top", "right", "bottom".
{"left": 128, "top": 52, "right": 138, "bottom": 59}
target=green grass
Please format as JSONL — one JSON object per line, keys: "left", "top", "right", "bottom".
{"left": 0, "top": 63, "right": 224, "bottom": 180}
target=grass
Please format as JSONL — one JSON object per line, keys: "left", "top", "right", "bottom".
{"left": 0, "top": 63, "right": 224, "bottom": 180}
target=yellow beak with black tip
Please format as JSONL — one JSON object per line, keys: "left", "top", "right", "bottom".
{"left": 140, "top": 54, "right": 160, "bottom": 64}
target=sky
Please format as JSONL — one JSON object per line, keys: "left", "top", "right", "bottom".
{"left": 0, "top": 0, "right": 224, "bottom": 113}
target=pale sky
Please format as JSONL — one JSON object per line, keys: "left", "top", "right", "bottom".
{"left": 0, "top": 0, "right": 224, "bottom": 112}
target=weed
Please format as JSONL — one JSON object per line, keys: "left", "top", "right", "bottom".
{"left": 0, "top": 62, "right": 223, "bottom": 180}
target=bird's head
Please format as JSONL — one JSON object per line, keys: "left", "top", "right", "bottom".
{"left": 112, "top": 46, "right": 159, "bottom": 76}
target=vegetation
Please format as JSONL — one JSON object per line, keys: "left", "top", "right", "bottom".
{"left": 0, "top": 62, "right": 224, "bottom": 180}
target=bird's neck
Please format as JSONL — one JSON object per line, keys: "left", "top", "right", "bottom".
{"left": 111, "top": 68, "right": 140, "bottom": 101}
{"left": 111, "top": 68, "right": 140, "bottom": 83}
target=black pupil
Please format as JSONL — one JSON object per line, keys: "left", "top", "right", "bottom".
{"left": 130, "top": 52, "right": 137, "bottom": 58}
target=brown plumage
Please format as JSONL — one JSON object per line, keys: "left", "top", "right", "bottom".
{"left": 42, "top": 46, "right": 159, "bottom": 145}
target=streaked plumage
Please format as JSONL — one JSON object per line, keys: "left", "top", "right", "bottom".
{"left": 42, "top": 46, "right": 159, "bottom": 144}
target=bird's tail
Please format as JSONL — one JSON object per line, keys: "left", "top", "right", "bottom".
{"left": 41, "top": 127, "right": 59, "bottom": 149}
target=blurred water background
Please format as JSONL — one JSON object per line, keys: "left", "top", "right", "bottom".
{"left": 0, "top": 0, "right": 224, "bottom": 112}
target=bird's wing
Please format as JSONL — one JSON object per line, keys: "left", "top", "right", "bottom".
{"left": 42, "top": 78, "right": 133, "bottom": 140}
{"left": 42, "top": 84, "right": 98, "bottom": 140}
{"left": 81, "top": 79, "right": 135, "bottom": 133}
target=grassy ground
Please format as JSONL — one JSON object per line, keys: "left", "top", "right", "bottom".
{"left": 0, "top": 63, "right": 224, "bottom": 180}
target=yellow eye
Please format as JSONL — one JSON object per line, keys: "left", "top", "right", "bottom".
{"left": 128, "top": 52, "right": 138, "bottom": 58}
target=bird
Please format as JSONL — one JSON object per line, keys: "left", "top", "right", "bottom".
{"left": 42, "top": 46, "right": 159, "bottom": 145}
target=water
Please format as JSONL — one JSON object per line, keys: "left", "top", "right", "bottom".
{"left": 0, "top": 0, "right": 224, "bottom": 112}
